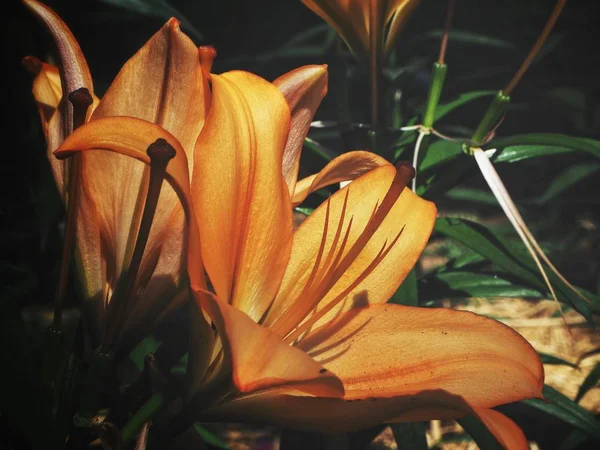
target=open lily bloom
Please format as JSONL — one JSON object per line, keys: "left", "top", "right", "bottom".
{"left": 24, "top": 0, "right": 209, "bottom": 352}
{"left": 300, "top": 0, "right": 422, "bottom": 60}
{"left": 57, "top": 45, "right": 544, "bottom": 448}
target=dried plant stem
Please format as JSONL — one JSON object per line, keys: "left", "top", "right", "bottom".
{"left": 504, "top": 0, "right": 568, "bottom": 95}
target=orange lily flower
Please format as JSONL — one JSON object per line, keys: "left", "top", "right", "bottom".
{"left": 24, "top": 0, "right": 209, "bottom": 353}
{"left": 300, "top": 0, "right": 422, "bottom": 60}
{"left": 57, "top": 62, "right": 543, "bottom": 450}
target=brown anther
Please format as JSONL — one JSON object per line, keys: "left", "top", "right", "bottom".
{"left": 146, "top": 138, "right": 176, "bottom": 165}
{"left": 68, "top": 87, "right": 93, "bottom": 131}
{"left": 395, "top": 161, "right": 416, "bottom": 180}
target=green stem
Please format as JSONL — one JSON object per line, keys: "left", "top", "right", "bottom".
{"left": 471, "top": 90, "right": 511, "bottom": 146}
{"left": 422, "top": 63, "right": 447, "bottom": 128}
{"left": 121, "top": 393, "right": 164, "bottom": 443}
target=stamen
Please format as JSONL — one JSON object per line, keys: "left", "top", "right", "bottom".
{"left": 285, "top": 226, "right": 405, "bottom": 344}
{"left": 276, "top": 163, "right": 413, "bottom": 340}
{"left": 102, "top": 139, "right": 176, "bottom": 351}
{"left": 52, "top": 88, "right": 93, "bottom": 329}
{"left": 272, "top": 191, "right": 350, "bottom": 337}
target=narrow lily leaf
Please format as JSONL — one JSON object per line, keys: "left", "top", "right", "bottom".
{"left": 446, "top": 187, "right": 498, "bottom": 206}
{"left": 304, "top": 137, "right": 336, "bottom": 162}
{"left": 492, "top": 145, "right": 574, "bottom": 164}
{"left": 434, "top": 217, "right": 595, "bottom": 322}
{"left": 391, "top": 422, "right": 428, "bottom": 450}
{"left": 457, "top": 415, "right": 502, "bottom": 450}
{"left": 574, "top": 362, "right": 600, "bottom": 403}
{"left": 193, "top": 424, "right": 228, "bottom": 449}
{"left": 557, "top": 429, "right": 592, "bottom": 450}
{"left": 492, "top": 134, "right": 600, "bottom": 160}
{"left": 422, "top": 29, "right": 515, "bottom": 49}
{"left": 533, "top": 162, "right": 600, "bottom": 205}
{"left": 98, "top": 0, "right": 203, "bottom": 41}
{"left": 421, "top": 271, "right": 542, "bottom": 300}
{"left": 523, "top": 385, "right": 600, "bottom": 439}
{"left": 389, "top": 268, "right": 419, "bottom": 306}
{"left": 432, "top": 90, "right": 496, "bottom": 122}
{"left": 538, "top": 352, "right": 578, "bottom": 369}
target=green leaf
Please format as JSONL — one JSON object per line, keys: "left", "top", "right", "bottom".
{"left": 389, "top": 268, "right": 419, "bottom": 306}
{"left": 575, "top": 363, "right": 600, "bottom": 403}
{"left": 446, "top": 187, "right": 499, "bottom": 206}
{"left": 491, "top": 134, "right": 600, "bottom": 160}
{"left": 523, "top": 385, "right": 600, "bottom": 439}
{"left": 98, "top": 0, "right": 204, "bottom": 41}
{"left": 391, "top": 422, "right": 428, "bottom": 450}
{"left": 422, "top": 271, "right": 543, "bottom": 300}
{"left": 457, "top": 415, "right": 503, "bottom": 450}
{"left": 304, "top": 137, "right": 336, "bottom": 162}
{"left": 434, "top": 217, "right": 594, "bottom": 322}
{"left": 491, "top": 145, "right": 575, "bottom": 164}
{"left": 193, "top": 424, "right": 229, "bottom": 449}
{"left": 423, "top": 30, "right": 515, "bottom": 49}
{"left": 533, "top": 162, "right": 600, "bottom": 205}
{"left": 432, "top": 90, "right": 496, "bottom": 122}
{"left": 539, "top": 352, "right": 578, "bottom": 369}
{"left": 557, "top": 429, "right": 592, "bottom": 450}
{"left": 129, "top": 335, "right": 161, "bottom": 372}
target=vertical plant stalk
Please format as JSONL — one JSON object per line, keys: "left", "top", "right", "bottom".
{"left": 369, "top": 0, "right": 384, "bottom": 128}
{"left": 504, "top": 0, "right": 568, "bottom": 96}
{"left": 412, "top": 0, "right": 454, "bottom": 191}
{"left": 437, "top": 0, "right": 456, "bottom": 66}
{"left": 53, "top": 88, "right": 93, "bottom": 329}
{"left": 103, "top": 139, "right": 177, "bottom": 351}
{"left": 473, "top": 0, "right": 568, "bottom": 144}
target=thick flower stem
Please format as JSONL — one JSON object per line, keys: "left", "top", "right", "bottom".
{"left": 121, "top": 393, "right": 164, "bottom": 443}
{"left": 103, "top": 139, "right": 176, "bottom": 351}
{"left": 53, "top": 88, "right": 93, "bottom": 330}
{"left": 43, "top": 88, "right": 92, "bottom": 392}
{"left": 369, "top": 0, "right": 384, "bottom": 129}
{"left": 470, "top": 91, "right": 510, "bottom": 147}
{"left": 74, "top": 349, "right": 114, "bottom": 427}
{"left": 332, "top": 37, "right": 353, "bottom": 152}
{"left": 422, "top": 63, "right": 447, "bottom": 129}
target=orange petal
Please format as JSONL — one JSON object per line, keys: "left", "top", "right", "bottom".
{"left": 191, "top": 71, "right": 293, "bottom": 322}
{"left": 298, "top": 304, "right": 544, "bottom": 403}
{"left": 291, "top": 151, "right": 389, "bottom": 206}
{"left": 384, "top": 0, "right": 422, "bottom": 55}
{"left": 199, "top": 303, "right": 542, "bottom": 432}
{"left": 200, "top": 387, "right": 476, "bottom": 432}
{"left": 91, "top": 18, "right": 207, "bottom": 165}
{"left": 193, "top": 289, "right": 344, "bottom": 397}
{"left": 264, "top": 165, "right": 436, "bottom": 334}
{"left": 300, "top": 0, "right": 369, "bottom": 58}
{"left": 54, "top": 117, "right": 206, "bottom": 329}
{"left": 471, "top": 408, "right": 529, "bottom": 450}
{"left": 23, "top": 57, "right": 61, "bottom": 128}
{"left": 23, "top": 0, "right": 93, "bottom": 134}
{"left": 273, "top": 65, "right": 328, "bottom": 195}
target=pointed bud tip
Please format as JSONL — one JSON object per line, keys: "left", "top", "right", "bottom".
{"left": 22, "top": 56, "right": 42, "bottom": 74}
{"left": 199, "top": 45, "right": 217, "bottom": 73}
